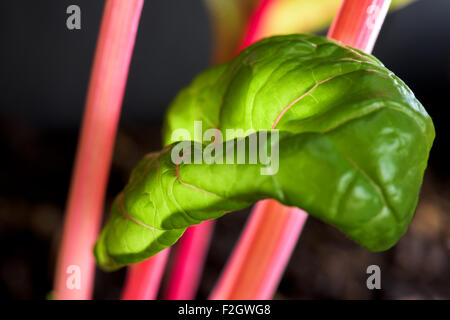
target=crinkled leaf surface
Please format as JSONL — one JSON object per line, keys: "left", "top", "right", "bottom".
{"left": 95, "top": 35, "right": 434, "bottom": 271}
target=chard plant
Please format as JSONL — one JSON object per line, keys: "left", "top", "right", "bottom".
{"left": 55, "top": 0, "right": 427, "bottom": 300}
{"left": 94, "top": 34, "right": 434, "bottom": 271}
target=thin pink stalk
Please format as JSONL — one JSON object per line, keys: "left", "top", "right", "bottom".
{"left": 211, "top": 0, "right": 391, "bottom": 300}
{"left": 237, "top": 0, "right": 278, "bottom": 51}
{"left": 121, "top": 249, "right": 170, "bottom": 300}
{"left": 210, "top": 200, "right": 307, "bottom": 299}
{"left": 53, "top": 0, "right": 144, "bottom": 300}
{"left": 164, "top": 221, "right": 215, "bottom": 299}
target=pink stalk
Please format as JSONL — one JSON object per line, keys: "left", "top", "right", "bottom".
{"left": 328, "top": 0, "right": 391, "bottom": 52}
{"left": 121, "top": 249, "right": 170, "bottom": 300}
{"left": 237, "top": 0, "right": 278, "bottom": 51}
{"left": 163, "top": 221, "right": 215, "bottom": 299}
{"left": 210, "top": 200, "right": 307, "bottom": 299}
{"left": 211, "top": 0, "right": 391, "bottom": 300}
{"left": 53, "top": 0, "right": 144, "bottom": 300}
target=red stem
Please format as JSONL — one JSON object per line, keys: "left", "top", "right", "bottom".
{"left": 210, "top": 200, "right": 307, "bottom": 299}
{"left": 328, "top": 0, "right": 390, "bottom": 52}
{"left": 210, "top": 0, "right": 391, "bottom": 300}
{"left": 121, "top": 249, "right": 170, "bottom": 300}
{"left": 237, "top": 0, "right": 278, "bottom": 51}
{"left": 163, "top": 221, "right": 215, "bottom": 299}
{"left": 53, "top": 0, "right": 144, "bottom": 300}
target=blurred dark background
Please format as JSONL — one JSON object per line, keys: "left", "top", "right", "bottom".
{"left": 0, "top": 0, "right": 449, "bottom": 299}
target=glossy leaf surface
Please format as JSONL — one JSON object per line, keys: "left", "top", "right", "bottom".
{"left": 95, "top": 35, "right": 434, "bottom": 270}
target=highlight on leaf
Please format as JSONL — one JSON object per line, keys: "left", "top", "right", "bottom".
{"left": 94, "top": 34, "right": 434, "bottom": 271}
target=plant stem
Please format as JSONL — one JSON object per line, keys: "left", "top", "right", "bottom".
{"left": 210, "top": 0, "right": 391, "bottom": 300}
{"left": 121, "top": 249, "right": 170, "bottom": 300}
{"left": 328, "top": 0, "right": 391, "bottom": 52}
{"left": 53, "top": 0, "right": 144, "bottom": 300}
{"left": 236, "top": 0, "right": 278, "bottom": 51}
{"left": 163, "top": 221, "right": 215, "bottom": 299}
{"left": 210, "top": 200, "right": 307, "bottom": 299}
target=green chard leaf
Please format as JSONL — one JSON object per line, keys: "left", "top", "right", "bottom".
{"left": 95, "top": 34, "right": 434, "bottom": 271}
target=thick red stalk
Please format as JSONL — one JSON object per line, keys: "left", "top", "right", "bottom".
{"left": 328, "top": 0, "right": 390, "bottom": 52}
{"left": 121, "top": 249, "right": 170, "bottom": 300}
{"left": 163, "top": 221, "right": 215, "bottom": 299}
{"left": 53, "top": 0, "right": 144, "bottom": 300}
{"left": 210, "top": 200, "right": 307, "bottom": 299}
{"left": 211, "top": 0, "right": 391, "bottom": 300}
